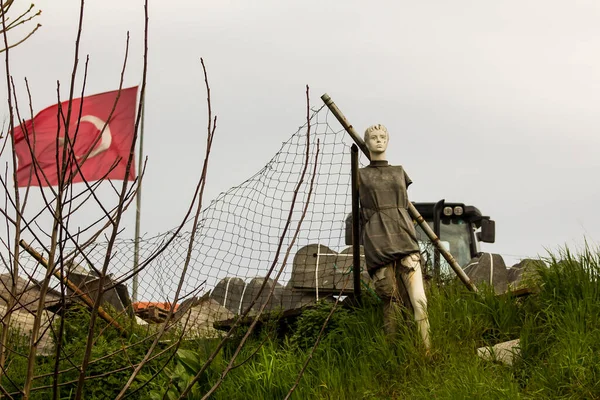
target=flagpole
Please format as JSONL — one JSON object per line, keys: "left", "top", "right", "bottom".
{"left": 132, "top": 96, "right": 145, "bottom": 303}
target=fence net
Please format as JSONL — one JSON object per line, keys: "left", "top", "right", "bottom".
{"left": 15, "top": 105, "right": 367, "bottom": 334}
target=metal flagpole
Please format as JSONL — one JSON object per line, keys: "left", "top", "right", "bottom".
{"left": 132, "top": 97, "right": 145, "bottom": 303}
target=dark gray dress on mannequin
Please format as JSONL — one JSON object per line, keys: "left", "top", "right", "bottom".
{"left": 358, "top": 160, "right": 419, "bottom": 275}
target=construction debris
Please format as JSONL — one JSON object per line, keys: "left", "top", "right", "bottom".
{"left": 0, "top": 274, "right": 62, "bottom": 356}
{"left": 174, "top": 297, "right": 233, "bottom": 338}
{"left": 133, "top": 302, "right": 178, "bottom": 323}
{"left": 464, "top": 254, "right": 543, "bottom": 295}
{"left": 477, "top": 338, "right": 521, "bottom": 366}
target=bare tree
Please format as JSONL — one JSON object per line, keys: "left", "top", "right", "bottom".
{"left": 0, "top": 0, "right": 229, "bottom": 396}
{"left": 0, "top": 0, "right": 41, "bottom": 393}
{"left": 0, "top": 2, "right": 327, "bottom": 398}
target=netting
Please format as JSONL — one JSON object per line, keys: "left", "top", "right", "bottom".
{"left": 16, "top": 105, "right": 365, "bottom": 327}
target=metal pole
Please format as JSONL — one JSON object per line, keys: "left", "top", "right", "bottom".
{"left": 320, "top": 93, "right": 478, "bottom": 292}
{"left": 132, "top": 99, "right": 145, "bottom": 303}
{"left": 350, "top": 144, "right": 362, "bottom": 303}
{"left": 433, "top": 199, "right": 444, "bottom": 282}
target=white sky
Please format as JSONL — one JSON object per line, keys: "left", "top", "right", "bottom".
{"left": 2, "top": 0, "right": 600, "bottom": 274}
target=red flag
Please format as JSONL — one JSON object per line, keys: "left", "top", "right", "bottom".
{"left": 13, "top": 86, "right": 138, "bottom": 187}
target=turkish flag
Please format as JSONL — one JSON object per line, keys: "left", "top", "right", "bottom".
{"left": 13, "top": 86, "right": 138, "bottom": 187}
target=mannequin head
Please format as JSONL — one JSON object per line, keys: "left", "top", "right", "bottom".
{"left": 364, "top": 124, "right": 389, "bottom": 161}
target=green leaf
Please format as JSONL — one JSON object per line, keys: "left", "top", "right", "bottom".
{"left": 176, "top": 349, "right": 203, "bottom": 373}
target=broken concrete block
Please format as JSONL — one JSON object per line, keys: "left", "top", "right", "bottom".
{"left": 507, "top": 259, "right": 543, "bottom": 290}
{"left": 463, "top": 253, "right": 508, "bottom": 294}
{"left": 477, "top": 339, "right": 520, "bottom": 366}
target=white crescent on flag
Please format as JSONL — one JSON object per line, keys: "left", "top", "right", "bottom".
{"left": 56, "top": 115, "right": 113, "bottom": 159}
{"left": 80, "top": 115, "right": 112, "bottom": 159}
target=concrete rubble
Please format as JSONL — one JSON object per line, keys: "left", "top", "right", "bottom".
{"left": 477, "top": 338, "right": 521, "bottom": 365}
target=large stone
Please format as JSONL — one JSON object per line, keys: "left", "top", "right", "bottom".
{"left": 280, "top": 286, "right": 316, "bottom": 311}
{"left": 212, "top": 276, "right": 295, "bottom": 315}
{"left": 55, "top": 265, "right": 133, "bottom": 317}
{"left": 242, "top": 277, "right": 284, "bottom": 314}
{"left": 67, "top": 273, "right": 132, "bottom": 316}
{"left": 0, "top": 273, "right": 61, "bottom": 313}
{"left": 174, "top": 298, "right": 234, "bottom": 338}
{"left": 289, "top": 244, "right": 339, "bottom": 291}
{"left": 289, "top": 244, "right": 369, "bottom": 294}
{"left": 0, "top": 274, "right": 61, "bottom": 356}
{"left": 477, "top": 339, "right": 520, "bottom": 366}
{"left": 507, "top": 259, "right": 543, "bottom": 290}
{"left": 0, "top": 303, "right": 54, "bottom": 356}
{"left": 463, "top": 253, "right": 508, "bottom": 294}
{"left": 210, "top": 277, "right": 246, "bottom": 314}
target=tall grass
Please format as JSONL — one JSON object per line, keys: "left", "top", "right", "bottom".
{"left": 517, "top": 246, "right": 600, "bottom": 398}
{"left": 154, "top": 246, "right": 600, "bottom": 399}
{"left": 7, "top": 245, "right": 600, "bottom": 398}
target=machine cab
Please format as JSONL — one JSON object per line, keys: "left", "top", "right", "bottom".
{"left": 413, "top": 200, "right": 495, "bottom": 276}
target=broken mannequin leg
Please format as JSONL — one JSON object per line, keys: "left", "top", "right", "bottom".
{"left": 400, "top": 253, "right": 431, "bottom": 352}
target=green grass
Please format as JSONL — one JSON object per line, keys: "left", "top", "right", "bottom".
{"left": 157, "top": 245, "right": 600, "bottom": 399}
{"left": 5, "top": 245, "right": 600, "bottom": 399}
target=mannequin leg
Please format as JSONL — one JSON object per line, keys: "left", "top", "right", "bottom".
{"left": 382, "top": 298, "right": 400, "bottom": 338}
{"left": 372, "top": 265, "right": 401, "bottom": 339}
{"left": 400, "top": 253, "right": 431, "bottom": 351}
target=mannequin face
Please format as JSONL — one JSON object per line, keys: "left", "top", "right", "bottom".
{"left": 365, "top": 129, "right": 388, "bottom": 156}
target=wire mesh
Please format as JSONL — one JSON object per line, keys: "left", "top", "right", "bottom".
{"left": 16, "top": 107, "right": 360, "bottom": 328}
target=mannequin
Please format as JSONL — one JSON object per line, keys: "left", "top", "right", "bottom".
{"left": 358, "top": 124, "right": 430, "bottom": 350}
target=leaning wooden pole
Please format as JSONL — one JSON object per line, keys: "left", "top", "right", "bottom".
{"left": 321, "top": 93, "right": 478, "bottom": 292}
{"left": 19, "top": 240, "right": 128, "bottom": 336}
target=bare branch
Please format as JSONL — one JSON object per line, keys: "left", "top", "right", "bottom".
{"left": 0, "top": 24, "right": 40, "bottom": 54}
{"left": 115, "top": 55, "right": 218, "bottom": 400}
{"left": 0, "top": 0, "right": 24, "bottom": 387}
{"left": 284, "top": 263, "right": 348, "bottom": 399}
{"left": 180, "top": 85, "right": 319, "bottom": 399}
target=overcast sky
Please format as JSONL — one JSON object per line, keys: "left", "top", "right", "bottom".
{"left": 3, "top": 1, "right": 600, "bottom": 274}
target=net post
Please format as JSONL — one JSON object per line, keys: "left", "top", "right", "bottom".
{"left": 350, "top": 144, "right": 362, "bottom": 304}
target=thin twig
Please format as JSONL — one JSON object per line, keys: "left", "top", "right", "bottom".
{"left": 0, "top": 23, "right": 40, "bottom": 54}
{"left": 284, "top": 270, "right": 349, "bottom": 399}
{"left": 180, "top": 85, "right": 318, "bottom": 399}
{"left": 0, "top": 0, "right": 23, "bottom": 389}
{"left": 75, "top": 1, "right": 149, "bottom": 397}
{"left": 200, "top": 90, "right": 320, "bottom": 399}
{"left": 115, "top": 55, "right": 217, "bottom": 400}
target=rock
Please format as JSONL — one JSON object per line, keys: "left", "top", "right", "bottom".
{"left": 463, "top": 253, "right": 508, "bottom": 294}
{"left": 477, "top": 339, "right": 520, "bottom": 366}
{"left": 242, "top": 277, "right": 284, "bottom": 314}
{"left": 174, "top": 298, "right": 234, "bottom": 338}
{"left": 280, "top": 286, "right": 316, "bottom": 311}
{"left": 507, "top": 259, "right": 543, "bottom": 290}
{"left": 0, "top": 303, "right": 54, "bottom": 356}
{"left": 289, "top": 244, "right": 369, "bottom": 293}
{"left": 210, "top": 277, "right": 246, "bottom": 313}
